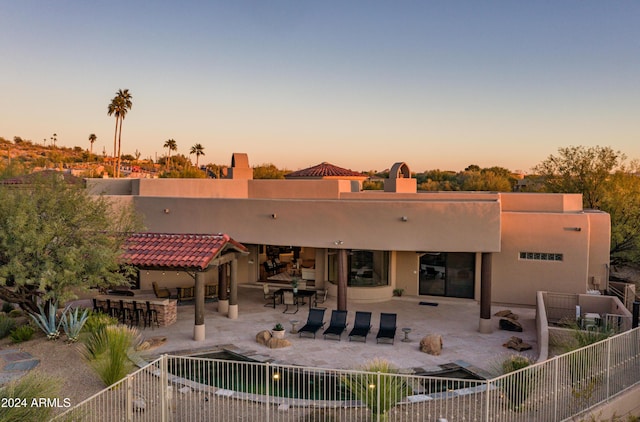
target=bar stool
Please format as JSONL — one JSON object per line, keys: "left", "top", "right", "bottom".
{"left": 92, "top": 298, "right": 105, "bottom": 314}
{"left": 117, "top": 300, "right": 130, "bottom": 324}
{"left": 105, "top": 299, "right": 118, "bottom": 319}
{"left": 145, "top": 301, "right": 159, "bottom": 329}
{"left": 129, "top": 301, "right": 145, "bottom": 327}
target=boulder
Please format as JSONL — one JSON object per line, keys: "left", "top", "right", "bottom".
{"left": 267, "top": 338, "right": 292, "bottom": 349}
{"left": 503, "top": 336, "right": 532, "bottom": 351}
{"left": 499, "top": 318, "right": 523, "bottom": 332}
{"left": 133, "top": 397, "right": 146, "bottom": 412}
{"left": 495, "top": 309, "right": 519, "bottom": 320}
{"left": 256, "top": 330, "right": 272, "bottom": 346}
{"left": 420, "top": 334, "right": 443, "bottom": 356}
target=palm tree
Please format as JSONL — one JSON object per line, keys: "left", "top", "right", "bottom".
{"left": 190, "top": 143, "right": 205, "bottom": 168}
{"left": 88, "top": 133, "right": 97, "bottom": 159}
{"left": 107, "top": 89, "right": 133, "bottom": 177}
{"left": 164, "top": 139, "right": 177, "bottom": 170}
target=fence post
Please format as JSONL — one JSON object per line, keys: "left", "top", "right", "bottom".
{"left": 376, "top": 371, "right": 381, "bottom": 422}
{"left": 606, "top": 337, "right": 611, "bottom": 399}
{"left": 484, "top": 379, "right": 491, "bottom": 422}
{"left": 633, "top": 302, "right": 639, "bottom": 329}
{"left": 553, "top": 357, "right": 559, "bottom": 421}
{"left": 161, "top": 354, "right": 168, "bottom": 422}
{"left": 126, "top": 374, "right": 133, "bottom": 422}
{"left": 265, "top": 362, "right": 270, "bottom": 422}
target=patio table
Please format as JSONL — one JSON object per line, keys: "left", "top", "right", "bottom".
{"left": 274, "top": 288, "right": 317, "bottom": 309}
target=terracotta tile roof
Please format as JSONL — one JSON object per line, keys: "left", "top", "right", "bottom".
{"left": 121, "top": 233, "right": 247, "bottom": 270}
{"left": 285, "top": 162, "right": 366, "bottom": 179}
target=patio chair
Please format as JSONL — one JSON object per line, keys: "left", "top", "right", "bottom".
{"left": 263, "top": 283, "right": 277, "bottom": 308}
{"left": 323, "top": 310, "right": 348, "bottom": 340}
{"left": 348, "top": 311, "right": 372, "bottom": 342}
{"left": 376, "top": 312, "right": 397, "bottom": 344}
{"left": 314, "top": 289, "right": 328, "bottom": 308}
{"left": 298, "top": 308, "right": 326, "bottom": 339}
{"left": 282, "top": 291, "right": 298, "bottom": 314}
{"left": 152, "top": 281, "right": 171, "bottom": 299}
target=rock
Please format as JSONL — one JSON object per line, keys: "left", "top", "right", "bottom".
{"left": 495, "top": 309, "right": 518, "bottom": 320}
{"left": 133, "top": 397, "right": 146, "bottom": 412}
{"left": 503, "top": 336, "right": 532, "bottom": 351}
{"left": 420, "top": 334, "right": 443, "bottom": 356}
{"left": 179, "top": 386, "right": 192, "bottom": 394}
{"left": 499, "top": 318, "right": 523, "bottom": 332}
{"left": 256, "top": 330, "right": 272, "bottom": 346}
{"left": 267, "top": 338, "right": 292, "bottom": 349}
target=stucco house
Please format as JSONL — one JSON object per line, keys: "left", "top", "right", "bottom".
{"left": 88, "top": 153, "right": 610, "bottom": 333}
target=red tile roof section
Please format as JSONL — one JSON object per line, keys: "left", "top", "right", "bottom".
{"left": 121, "top": 233, "right": 248, "bottom": 270}
{"left": 285, "top": 162, "right": 365, "bottom": 178}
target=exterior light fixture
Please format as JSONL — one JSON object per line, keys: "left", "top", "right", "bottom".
{"left": 271, "top": 213, "right": 277, "bottom": 219}
{"left": 334, "top": 240, "right": 344, "bottom": 246}
{"left": 163, "top": 208, "right": 170, "bottom": 214}
{"left": 401, "top": 216, "right": 408, "bottom": 222}
{"left": 564, "top": 227, "right": 581, "bottom": 232}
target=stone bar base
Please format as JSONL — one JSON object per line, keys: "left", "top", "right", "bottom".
{"left": 228, "top": 304, "right": 238, "bottom": 319}
{"left": 95, "top": 295, "right": 177, "bottom": 327}
{"left": 218, "top": 299, "right": 229, "bottom": 315}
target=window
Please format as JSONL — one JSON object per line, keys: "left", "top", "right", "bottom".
{"left": 519, "top": 252, "right": 563, "bottom": 261}
{"left": 327, "top": 249, "right": 389, "bottom": 287}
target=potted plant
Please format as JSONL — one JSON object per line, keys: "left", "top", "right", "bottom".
{"left": 393, "top": 288, "right": 404, "bottom": 297}
{"left": 272, "top": 323, "right": 285, "bottom": 339}
{"left": 291, "top": 278, "right": 299, "bottom": 293}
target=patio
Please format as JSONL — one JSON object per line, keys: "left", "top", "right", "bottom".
{"left": 137, "top": 284, "right": 538, "bottom": 374}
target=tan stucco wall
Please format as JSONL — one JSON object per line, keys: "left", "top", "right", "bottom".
{"left": 248, "top": 179, "right": 353, "bottom": 199}
{"left": 500, "top": 192, "right": 583, "bottom": 212}
{"left": 586, "top": 211, "right": 611, "bottom": 290}
{"left": 492, "top": 212, "right": 593, "bottom": 305}
{"left": 133, "top": 196, "right": 502, "bottom": 252}
{"left": 395, "top": 251, "right": 419, "bottom": 296}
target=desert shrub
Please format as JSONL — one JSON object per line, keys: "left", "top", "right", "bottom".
{"left": 8, "top": 309, "right": 23, "bottom": 318}
{"left": 29, "top": 300, "right": 63, "bottom": 340}
{"left": 81, "top": 325, "right": 141, "bottom": 386}
{"left": 1, "top": 301, "right": 14, "bottom": 313}
{"left": 0, "top": 315, "right": 17, "bottom": 338}
{"left": 9, "top": 325, "right": 35, "bottom": 343}
{"left": 0, "top": 372, "right": 61, "bottom": 422}
{"left": 341, "top": 358, "right": 412, "bottom": 422}
{"left": 500, "top": 354, "right": 535, "bottom": 410}
{"left": 60, "top": 307, "right": 89, "bottom": 342}
{"left": 82, "top": 311, "right": 118, "bottom": 335}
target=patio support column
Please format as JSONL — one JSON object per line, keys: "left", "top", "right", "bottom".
{"left": 218, "top": 264, "right": 229, "bottom": 315}
{"left": 194, "top": 271, "right": 206, "bottom": 341}
{"left": 479, "top": 252, "right": 493, "bottom": 334}
{"left": 337, "top": 249, "right": 348, "bottom": 311}
{"left": 228, "top": 258, "right": 238, "bottom": 319}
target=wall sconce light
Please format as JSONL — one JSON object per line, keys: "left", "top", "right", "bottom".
{"left": 271, "top": 213, "right": 277, "bottom": 219}
{"left": 162, "top": 271, "right": 165, "bottom": 276}
{"left": 163, "top": 208, "right": 170, "bottom": 214}
{"left": 401, "top": 216, "right": 408, "bottom": 222}
{"left": 176, "top": 272, "right": 180, "bottom": 276}
{"left": 248, "top": 259, "right": 255, "bottom": 264}
{"left": 564, "top": 227, "right": 582, "bottom": 232}
{"left": 334, "top": 240, "right": 344, "bottom": 246}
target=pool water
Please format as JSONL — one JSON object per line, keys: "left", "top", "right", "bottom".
{"left": 168, "top": 351, "right": 485, "bottom": 400}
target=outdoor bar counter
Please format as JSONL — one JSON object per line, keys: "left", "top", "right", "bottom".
{"left": 94, "top": 295, "right": 177, "bottom": 327}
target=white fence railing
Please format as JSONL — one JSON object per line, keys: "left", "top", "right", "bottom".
{"left": 54, "top": 328, "right": 640, "bottom": 422}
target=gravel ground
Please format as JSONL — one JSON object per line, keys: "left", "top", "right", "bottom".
{"left": 0, "top": 332, "right": 105, "bottom": 414}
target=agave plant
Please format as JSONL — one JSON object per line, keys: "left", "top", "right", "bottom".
{"left": 29, "top": 300, "right": 64, "bottom": 340}
{"left": 61, "top": 307, "right": 90, "bottom": 342}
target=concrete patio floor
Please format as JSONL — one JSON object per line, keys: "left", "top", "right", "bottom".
{"left": 139, "top": 284, "right": 538, "bottom": 376}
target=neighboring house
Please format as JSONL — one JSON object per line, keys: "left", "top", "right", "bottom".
{"left": 87, "top": 153, "right": 610, "bottom": 331}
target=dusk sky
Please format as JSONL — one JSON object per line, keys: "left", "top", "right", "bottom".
{"left": 1, "top": 1, "right": 639, "bottom": 173}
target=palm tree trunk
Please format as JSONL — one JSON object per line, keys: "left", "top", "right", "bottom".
{"left": 113, "top": 117, "right": 119, "bottom": 176}
{"left": 116, "top": 118, "right": 123, "bottom": 177}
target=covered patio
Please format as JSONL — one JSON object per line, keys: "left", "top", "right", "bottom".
{"left": 120, "top": 232, "right": 248, "bottom": 340}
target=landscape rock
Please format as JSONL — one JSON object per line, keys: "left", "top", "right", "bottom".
{"left": 133, "top": 397, "right": 146, "bottom": 412}
{"left": 419, "top": 334, "right": 443, "bottom": 356}
{"left": 502, "top": 336, "right": 532, "bottom": 351}
{"left": 136, "top": 336, "right": 167, "bottom": 351}
{"left": 495, "top": 309, "right": 518, "bottom": 320}
{"left": 256, "top": 330, "right": 272, "bottom": 346}
{"left": 267, "top": 338, "right": 292, "bottom": 349}
{"left": 499, "top": 318, "right": 523, "bottom": 332}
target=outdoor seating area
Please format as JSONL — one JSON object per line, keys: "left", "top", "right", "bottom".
{"left": 296, "top": 307, "right": 397, "bottom": 343}
{"left": 94, "top": 295, "right": 176, "bottom": 327}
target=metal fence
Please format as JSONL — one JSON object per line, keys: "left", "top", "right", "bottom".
{"left": 54, "top": 328, "right": 640, "bottom": 422}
